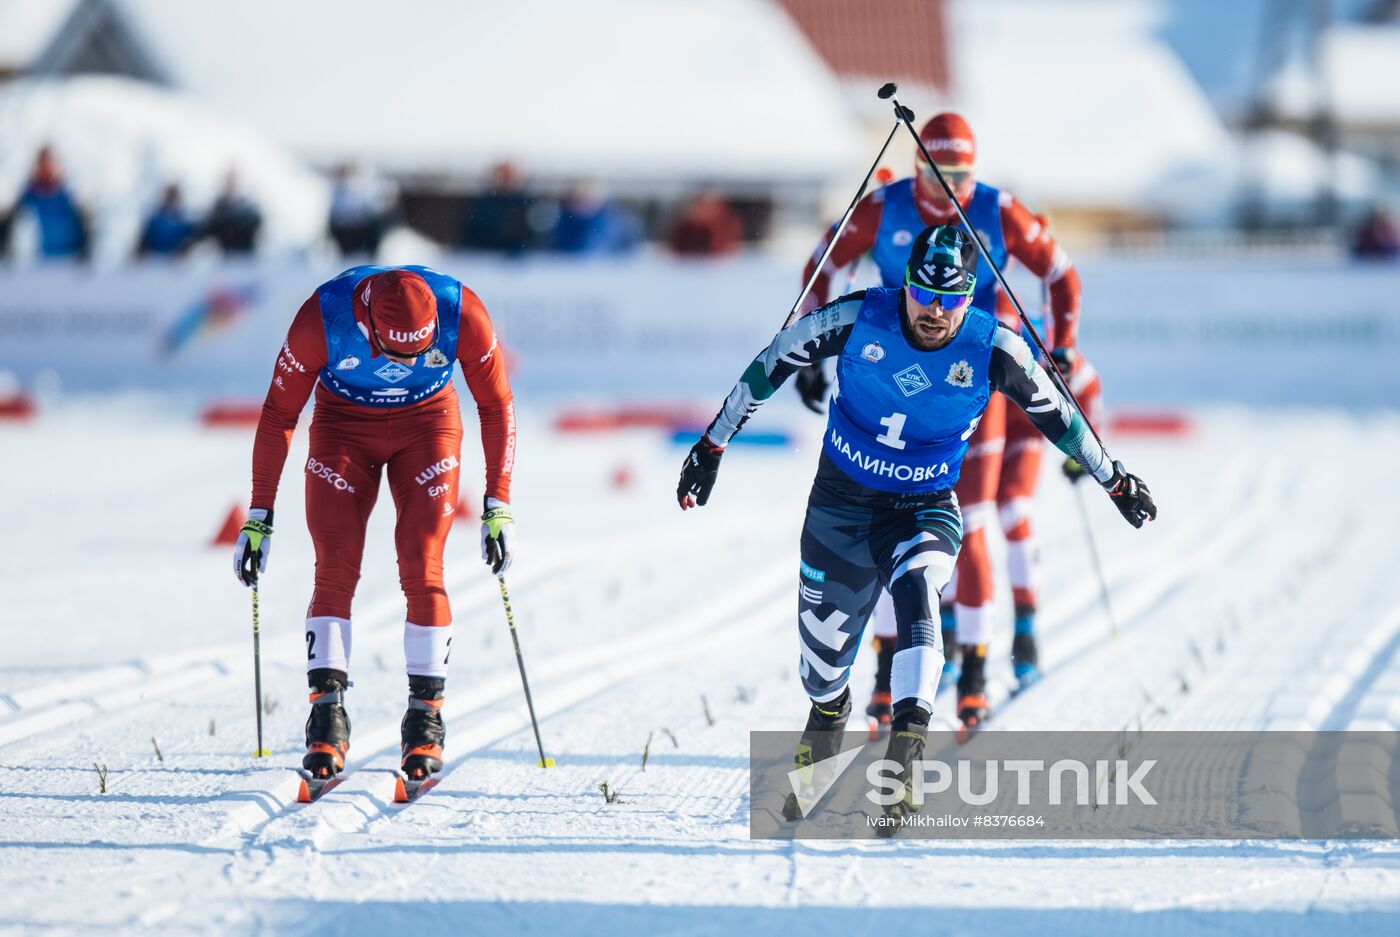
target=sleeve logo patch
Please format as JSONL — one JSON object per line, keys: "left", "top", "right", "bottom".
{"left": 861, "top": 341, "right": 885, "bottom": 363}
{"left": 945, "top": 360, "right": 974, "bottom": 388}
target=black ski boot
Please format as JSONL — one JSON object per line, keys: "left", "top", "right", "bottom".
{"left": 865, "top": 636, "right": 896, "bottom": 739}
{"left": 781, "top": 688, "right": 852, "bottom": 821}
{"left": 956, "top": 644, "right": 990, "bottom": 741}
{"left": 303, "top": 668, "right": 351, "bottom": 779}
{"left": 400, "top": 675, "right": 447, "bottom": 780}
{"left": 876, "top": 702, "right": 931, "bottom": 838}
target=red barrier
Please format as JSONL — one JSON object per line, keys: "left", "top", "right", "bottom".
{"left": 0, "top": 394, "right": 37, "bottom": 421}
{"left": 200, "top": 400, "right": 263, "bottom": 428}
{"left": 554, "top": 403, "right": 707, "bottom": 434}
{"left": 1107, "top": 410, "right": 1193, "bottom": 437}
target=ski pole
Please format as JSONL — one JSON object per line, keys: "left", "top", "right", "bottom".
{"left": 497, "top": 575, "right": 554, "bottom": 768}
{"left": 1072, "top": 482, "right": 1120, "bottom": 639}
{"left": 251, "top": 584, "right": 271, "bottom": 757}
{"left": 881, "top": 83, "right": 1107, "bottom": 452}
{"left": 781, "top": 115, "right": 903, "bottom": 329}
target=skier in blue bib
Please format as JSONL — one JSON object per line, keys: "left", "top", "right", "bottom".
{"left": 677, "top": 225, "right": 1155, "bottom": 827}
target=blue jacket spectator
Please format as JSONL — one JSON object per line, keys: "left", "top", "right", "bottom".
{"left": 138, "top": 184, "right": 197, "bottom": 257}
{"left": 16, "top": 146, "right": 87, "bottom": 260}
{"left": 551, "top": 181, "right": 640, "bottom": 255}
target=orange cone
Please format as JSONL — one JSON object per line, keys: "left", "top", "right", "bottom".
{"left": 211, "top": 503, "right": 244, "bottom": 546}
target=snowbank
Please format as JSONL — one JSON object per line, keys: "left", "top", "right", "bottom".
{"left": 0, "top": 75, "right": 329, "bottom": 262}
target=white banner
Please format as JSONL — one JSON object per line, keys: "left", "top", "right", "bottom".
{"left": 0, "top": 254, "right": 1396, "bottom": 407}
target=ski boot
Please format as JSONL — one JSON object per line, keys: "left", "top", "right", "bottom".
{"left": 781, "top": 688, "right": 852, "bottom": 821}
{"left": 303, "top": 668, "right": 351, "bottom": 779}
{"left": 956, "top": 644, "right": 991, "bottom": 743}
{"left": 875, "top": 702, "right": 931, "bottom": 838}
{"left": 866, "top": 636, "right": 895, "bottom": 739}
{"left": 937, "top": 607, "right": 960, "bottom": 696}
{"left": 400, "top": 675, "right": 447, "bottom": 781}
{"left": 1011, "top": 604, "right": 1041, "bottom": 693}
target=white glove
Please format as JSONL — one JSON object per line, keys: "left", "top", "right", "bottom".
{"left": 480, "top": 497, "right": 515, "bottom": 576}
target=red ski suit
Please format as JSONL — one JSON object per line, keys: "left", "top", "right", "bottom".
{"left": 250, "top": 281, "right": 514, "bottom": 629}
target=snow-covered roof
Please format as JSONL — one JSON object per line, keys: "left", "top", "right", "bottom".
{"left": 14, "top": 0, "right": 863, "bottom": 185}
{"left": 1269, "top": 25, "right": 1400, "bottom": 126}
{"left": 0, "top": 76, "right": 328, "bottom": 259}
{"left": 0, "top": 0, "right": 74, "bottom": 70}
{"left": 943, "top": 0, "right": 1236, "bottom": 217}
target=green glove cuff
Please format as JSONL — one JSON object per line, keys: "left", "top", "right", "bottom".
{"left": 241, "top": 518, "right": 273, "bottom": 549}
{"left": 481, "top": 506, "right": 513, "bottom": 538}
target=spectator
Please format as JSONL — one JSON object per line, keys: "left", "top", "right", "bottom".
{"left": 328, "top": 163, "right": 395, "bottom": 257}
{"left": 666, "top": 189, "right": 743, "bottom": 257}
{"left": 15, "top": 146, "right": 88, "bottom": 261}
{"left": 461, "top": 161, "right": 536, "bottom": 255}
{"left": 550, "top": 180, "right": 640, "bottom": 255}
{"left": 1351, "top": 205, "right": 1400, "bottom": 261}
{"left": 137, "top": 183, "right": 197, "bottom": 258}
{"left": 204, "top": 170, "right": 262, "bottom": 255}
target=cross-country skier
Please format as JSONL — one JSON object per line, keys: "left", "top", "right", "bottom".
{"left": 232, "top": 266, "right": 517, "bottom": 784}
{"left": 792, "top": 112, "right": 1102, "bottom": 733}
{"left": 676, "top": 225, "right": 1153, "bottom": 826}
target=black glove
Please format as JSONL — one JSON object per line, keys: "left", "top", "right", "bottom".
{"left": 1049, "top": 346, "right": 1078, "bottom": 377}
{"left": 1061, "top": 456, "right": 1088, "bottom": 485}
{"left": 233, "top": 508, "right": 274, "bottom": 586}
{"left": 1103, "top": 461, "right": 1156, "bottom": 528}
{"left": 793, "top": 363, "right": 830, "bottom": 414}
{"left": 677, "top": 437, "right": 725, "bottom": 509}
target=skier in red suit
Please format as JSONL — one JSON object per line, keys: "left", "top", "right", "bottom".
{"left": 233, "top": 265, "right": 517, "bottom": 782}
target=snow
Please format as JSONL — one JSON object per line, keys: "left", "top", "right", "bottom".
{"left": 1269, "top": 25, "right": 1400, "bottom": 125}
{"left": 2, "top": 396, "right": 1400, "bottom": 933}
{"left": 89, "top": 0, "right": 862, "bottom": 184}
{"left": 0, "top": 0, "right": 71, "bottom": 70}
{"left": 0, "top": 75, "right": 330, "bottom": 261}
{"left": 946, "top": 0, "right": 1238, "bottom": 219}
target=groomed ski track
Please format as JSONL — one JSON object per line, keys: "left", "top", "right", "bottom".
{"left": 2, "top": 402, "right": 1398, "bottom": 935}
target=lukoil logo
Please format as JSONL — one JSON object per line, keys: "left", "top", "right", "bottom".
{"left": 415, "top": 455, "right": 460, "bottom": 486}
{"left": 926, "top": 137, "right": 973, "bottom": 155}
{"left": 388, "top": 325, "right": 433, "bottom": 344}
{"left": 306, "top": 458, "right": 356, "bottom": 493}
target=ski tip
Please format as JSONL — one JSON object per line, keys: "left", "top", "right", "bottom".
{"left": 296, "top": 779, "right": 311, "bottom": 803}
{"left": 253, "top": 748, "right": 272, "bottom": 758}
{"left": 538, "top": 757, "right": 556, "bottom": 768}
{"left": 393, "top": 775, "right": 408, "bottom": 803}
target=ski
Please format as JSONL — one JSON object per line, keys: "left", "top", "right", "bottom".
{"left": 392, "top": 769, "right": 440, "bottom": 803}
{"left": 295, "top": 768, "right": 345, "bottom": 803}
